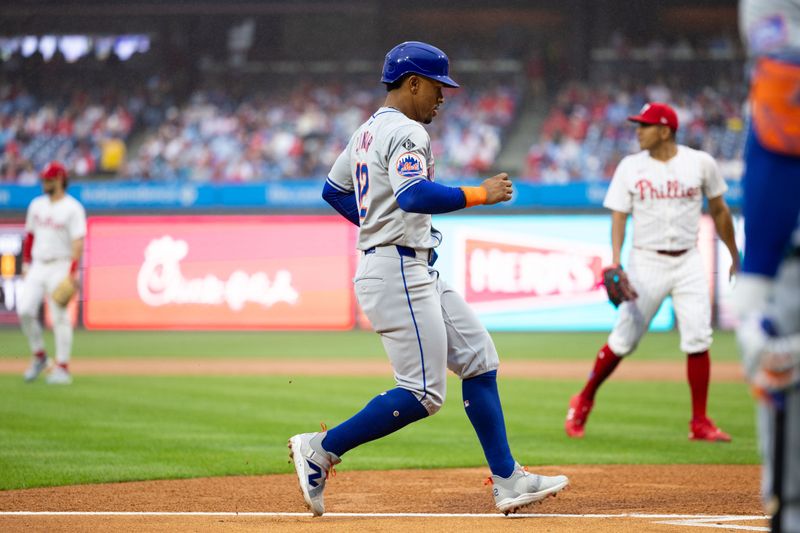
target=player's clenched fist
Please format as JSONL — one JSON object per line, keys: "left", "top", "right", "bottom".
{"left": 481, "top": 173, "right": 513, "bottom": 205}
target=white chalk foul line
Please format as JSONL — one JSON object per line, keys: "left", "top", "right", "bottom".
{"left": 0, "top": 511, "right": 769, "bottom": 521}
{"left": 655, "top": 516, "right": 769, "bottom": 531}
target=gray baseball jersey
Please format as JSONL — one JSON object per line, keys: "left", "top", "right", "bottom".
{"left": 327, "top": 106, "right": 498, "bottom": 414}
{"left": 327, "top": 107, "right": 439, "bottom": 251}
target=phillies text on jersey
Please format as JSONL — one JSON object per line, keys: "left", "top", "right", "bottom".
{"left": 603, "top": 145, "right": 728, "bottom": 251}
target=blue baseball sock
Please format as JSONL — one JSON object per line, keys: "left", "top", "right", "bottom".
{"left": 321, "top": 387, "right": 429, "bottom": 457}
{"left": 462, "top": 370, "right": 515, "bottom": 478}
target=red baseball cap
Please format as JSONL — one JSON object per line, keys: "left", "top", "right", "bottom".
{"left": 627, "top": 102, "right": 678, "bottom": 131}
{"left": 40, "top": 161, "right": 68, "bottom": 180}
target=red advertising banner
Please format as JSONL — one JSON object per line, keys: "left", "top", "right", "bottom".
{"left": 460, "top": 233, "right": 608, "bottom": 311}
{"left": 83, "top": 216, "right": 355, "bottom": 330}
{"left": 0, "top": 222, "right": 80, "bottom": 327}
{"left": 0, "top": 223, "right": 25, "bottom": 325}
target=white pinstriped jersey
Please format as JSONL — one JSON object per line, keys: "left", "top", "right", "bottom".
{"left": 326, "top": 107, "right": 437, "bottom": 251}
{"left": 603, "top": 146, "right": 728, "bottom": 251}
{"left": 25, "top": 194, "right": 86, "bottom": 261}
{"left": 740, "top": 0, "right": 800, "bottom": 57}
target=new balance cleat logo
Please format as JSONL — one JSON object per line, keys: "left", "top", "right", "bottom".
{"left": 307, "top": 460, "right": 323, "bottom": 488}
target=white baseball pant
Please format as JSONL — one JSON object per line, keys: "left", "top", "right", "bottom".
{"left": 608, "top": 247, "right": 712, "bottom": 356}
{"left": 17, "top": 259, "right": 74, "bottom": 364}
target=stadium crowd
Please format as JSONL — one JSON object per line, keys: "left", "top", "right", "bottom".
{"left": 523, "top": 77, "right": 747, "bottom": 183}
{"left": 2, "top": 67, "right": 746, "bottom": 184}
{"left": 0, "top": 77, "right": 172, "bottom": 183}
{"left": 1, "top": 76, "right": 519, "bottom": 183}
{"left": 121, "top": 81, "right": 518, "bottom": 182}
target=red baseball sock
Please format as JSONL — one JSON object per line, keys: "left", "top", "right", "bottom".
{"left": 687, "top": 350, "right": 710, "bottom": 420}
{"left": 579, "top": 344, "right": 621, "bottom": 401}
{"left": 34, "top": 350, "right": 46, "bottom": 361}
{"left": 57, "top": 362, "right": 69, "bottom": 371}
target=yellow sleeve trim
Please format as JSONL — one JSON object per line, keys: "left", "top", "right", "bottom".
{"left": 460, "top": 186, "right": 487, "bottom": 208}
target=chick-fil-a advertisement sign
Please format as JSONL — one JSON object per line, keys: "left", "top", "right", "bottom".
{"left": 83, "top": 216, "right": 355, "bottom": 330}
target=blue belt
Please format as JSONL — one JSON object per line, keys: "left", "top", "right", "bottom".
{"left": 364, "top": 245, "right": 417, "bottom": 258}
{"left": 364, "top": 245, "right": 438, "bottom": 266}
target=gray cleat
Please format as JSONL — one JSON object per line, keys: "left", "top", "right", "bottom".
{"left": 23, "top": 356, "right": 49, "bottom": 383}
{"left": 489, "top": 462, "right": 569, "bottom": 515}
{"left": 288, "top": 431, "right": 341, "bottom": 517}
{"left": 45, "top": 365, "right": 72, "bottom": 385}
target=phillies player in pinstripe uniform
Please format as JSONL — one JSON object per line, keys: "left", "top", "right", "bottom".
{"left": 19, "top": 161, "right": 86, "bottom": 385}
{"left": 288, "top": 41, "right": 568, "bottom": 517}
{"left": 564, "top": 103, "right": 740, "bottom": 442}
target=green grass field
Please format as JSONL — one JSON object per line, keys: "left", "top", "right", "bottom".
{"left": 0, "top": 329, "right": 741, "bottom": 361}
{"left": 0, "top": 329, "right": 757, "bottom": 491}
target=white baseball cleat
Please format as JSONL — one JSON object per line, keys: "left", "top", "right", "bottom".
{"left": 489, "top": 462, "right": 569, "bottom": 515}
{"left": 45, "top": 366, "right": 73, "bottom": 385}
{"left": 288, "top": 431, "right": 340, "bottom": 517}
{"left": 23, "top": 356, "right": 49, "bottom": 382}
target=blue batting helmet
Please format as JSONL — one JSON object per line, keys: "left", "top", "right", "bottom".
{"left": 381, "top": 41, "right": 459, "bottom": 88}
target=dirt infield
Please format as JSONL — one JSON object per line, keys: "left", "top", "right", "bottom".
{"left": 0, "top": 359, "right": 764, "bottom": 531}
{"left": 0, "top": 465, "right": 766, "bottom": 532}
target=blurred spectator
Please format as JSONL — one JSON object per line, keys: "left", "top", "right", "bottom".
{"left": 1, "top": 58, "right": 744, "bottom": 186}
{"left": 123, "top": 80, "right": 519, "bottom": 182}
{"left": 593, "top": 32, "right": 742, "bottom": 62}
{"left": 523, "top": 77, "right": 746, "bottom": 183}
{"left": 100, "top": 137, "right": 126, "bottom": 172}
{"left": 0, "top": 76, "right": 170, "bottom": 182}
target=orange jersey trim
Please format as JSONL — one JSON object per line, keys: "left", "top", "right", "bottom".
{"left": 750, "top": 57, "right": 800, "bottom": 156}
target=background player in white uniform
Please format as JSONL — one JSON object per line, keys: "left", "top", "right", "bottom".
{"left": 564, "top": 103, "right": 740, "bottom": 442}
{"left": 19, "top": 161, "right": 86, "bottom": 385}
{"left": 288, "top": 41, "right": 568, "bottom": 517}
{"left": 736, "top": 1, "right": 800, "bottom": 530}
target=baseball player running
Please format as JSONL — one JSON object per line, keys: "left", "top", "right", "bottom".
{"left": 564, "top": 102, "right": 740, "bottom": 442}
{"left": 289, "top": 41, "right": 568, "bottom": 517}
{"left": 19, "top": 161, "right": 86, "bottom": 385}
{"left": 735, "top": 1, "right": 800, "bottom": 530}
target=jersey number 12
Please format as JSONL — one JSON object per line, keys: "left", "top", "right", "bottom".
{"left": 356, "top": 162, "right": 369, "bottom": 221}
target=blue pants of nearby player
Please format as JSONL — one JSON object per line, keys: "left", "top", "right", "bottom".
{"left": 741, "top": 127, "right": 800, "bottom": 278}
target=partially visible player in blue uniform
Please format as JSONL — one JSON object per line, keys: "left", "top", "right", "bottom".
{"left": 736, "top": 1, "right": 800, "bottom": 531}
{"left": 288, "top": 41, "right": 569, "bottom": 517}
{"left": 736, "top": 0, "right": 800, "bottom": 306}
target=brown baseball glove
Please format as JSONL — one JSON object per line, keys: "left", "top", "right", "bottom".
{"left": 602, "top": 265, "right": 638, "bottom": 307}
{"left": 51, "top": 277, "right": 77, "bottom": 307}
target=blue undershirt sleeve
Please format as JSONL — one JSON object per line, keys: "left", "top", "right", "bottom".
{"left": 395, "top": 179, "right": 467, "bottom": 214}
{"left": 322, "top": 180, "right": 360, "bottom": 226}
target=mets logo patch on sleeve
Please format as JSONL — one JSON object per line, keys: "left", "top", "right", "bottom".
{"left": 396, "top": 152, "right": 427, "bottom": 178}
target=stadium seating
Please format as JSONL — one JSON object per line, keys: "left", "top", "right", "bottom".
{"left": 3, "top": 70, "right": 746, "bottom": 184}
{"left": 1, "top": 75, "right": 520, "bottom": 183}
{"left": 523, "top": 79, "right": 747, "bottom": 183}
{"left": 0, "top": 77, "right": 169, "bottom": 183}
